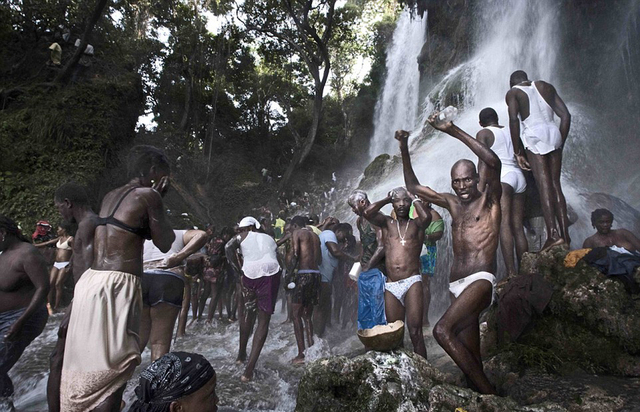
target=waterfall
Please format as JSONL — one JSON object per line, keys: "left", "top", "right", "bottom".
{"left": 368, "top": 11, "right": 428, "bottom": 158}
{"left": 361, "top": 0, "right": 640, "bottom": 321}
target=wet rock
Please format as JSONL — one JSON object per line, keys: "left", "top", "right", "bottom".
{"left": 358, "top": 154, "right": 399, "bottom": 189}
{"left": 295, "top": 349, "right": 565, "bottom": 412}
{"left": 482, "top": 247, "right": 640, "bottom": 409}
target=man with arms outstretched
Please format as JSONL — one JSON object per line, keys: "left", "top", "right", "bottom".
{"left": 506, "top": 70, "right": 571, "bottom": 250}
{"left": 397, "top": 117, "right": 501, "bottom": 393}
{"left": 476, "top": 108, "right": 527, "bottom": 276}
{"left": 363, "top": 187, "right": 431, "bottom": 359}
{"left": 287, "top": 216, "right": 322, "bottom": 364}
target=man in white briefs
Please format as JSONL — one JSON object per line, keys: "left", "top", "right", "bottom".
{"left": 476, "top": 107, "right": 527, "bottom": 276}
{"left": 506, "top": 70, "right": 572, "bottom": 250}
{"left": 397, "top": 109, "right": 501, "bottom": 393}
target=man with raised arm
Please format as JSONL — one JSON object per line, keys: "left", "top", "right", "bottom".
{"left": 287, "top": 215, "right": 322, "bottom": 364}
{"left": 506, "top": 70, "right": 571, "bottom": 250}
{"left": 347, "top": 190, "right": 385, "bottom": 273}
{"left": 476, "top": 108, "right": 528, "bottom": 276}
{"left": 395, "top": 113, "right": 502, "bottom": 393}
{"left": 60, "top": 145, "right": 175, "bottom": 412}
{"left": 397, "top": 117, "right": 501, "bottom": 394}
{"left": 363, "top": 187, "right": 431, "bottom": 359}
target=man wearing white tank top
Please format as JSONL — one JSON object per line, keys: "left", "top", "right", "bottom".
{"left": 476, "top": 108, "right": 528, "bottom": 276}
{"left": 506, "top": 70, "right": 572, "bottom": 251}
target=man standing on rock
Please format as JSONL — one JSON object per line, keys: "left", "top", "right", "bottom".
{"left": 397, "top": 117, "right": 500, "bottom": 394}
{"left": 476, "top": 107, "right": 527, "bottom": 275}
{"left": 287, "top": 216, "right": 322, "bottom": 364}
{"left": 363, "top": 187, "right": 431, "bottom": 359}
{"left": 506, "top": 70, "right": 571, "bottom": 250}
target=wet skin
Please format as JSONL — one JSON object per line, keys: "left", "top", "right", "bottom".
{"left": 92, "top": 173, "right": 175, "bottom": 276}
{"left": 288, "top": 225, "right": 322, "bottom": 362}
{"left": 364, "top": 188, "right": 431, "bottom": 359}
{"left": 398, "top": 121, "right": 501, "bottom": 394}
{"left": 506, "top": 76, "right": 572, "bottom": 248}
{"left": 79, "top": 169, "right": 174, "bottom": 412}
{"left": 583, "top": 215, "right": 640, "bottom": 252}
{"left": 48, "top": 199, "right": 99, "bottom": 412}
{"left": 476, "top": 123, "right": 527, "bottom": 276}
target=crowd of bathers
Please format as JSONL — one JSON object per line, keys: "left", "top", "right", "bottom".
{"left": 2, "top": 69, "right": 640, "bottom": 410}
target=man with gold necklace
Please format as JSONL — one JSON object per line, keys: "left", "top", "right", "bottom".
{"left": 364, "top": 186, "right": 432, "bottom": 358}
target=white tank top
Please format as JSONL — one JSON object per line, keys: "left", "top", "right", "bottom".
{"left": 484, "top": 126, "right": 516, "bottom": 167}
{"left": 143, "top": 230, "right": 187, "bottom": 263}
{"left": 512, "top": 81, "right": 555, "bottom": 127}
{"left": 240, "top": 231, "right": 280, "bottom": 279}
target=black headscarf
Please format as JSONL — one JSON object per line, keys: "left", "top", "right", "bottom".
{"left": 130, "top": 352, "right": 215, "bottom": 412}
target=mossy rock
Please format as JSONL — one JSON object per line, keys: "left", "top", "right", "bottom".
{"left": 486, "top": 247, "right": 640, "bottom": 378}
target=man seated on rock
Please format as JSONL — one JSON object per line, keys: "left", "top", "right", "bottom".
{"left": 583, "top": 209, "right": 640, "bottom": 253}
{"left": 363, "top": 187, "right": 432, "bottom": 359}
{"left": 397, "top": 114, "right": 501, "bottom": 394}
{"left": 287, "top": 216, "right": 322, "bottom": 364}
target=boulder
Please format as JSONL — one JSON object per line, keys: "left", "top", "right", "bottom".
{"left": 295, "top": 349, "right": 565, "bottom": 412}
{"left": 485, "top": 247, "right": 640, "bottom": 377}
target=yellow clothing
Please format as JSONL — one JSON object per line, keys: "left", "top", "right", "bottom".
{"left": 49, "top": 42, "right": 62, "bottom": 65}
{"left": 308, "top": 225, "right": 322, "bottom": 236}
{"left": 564, "top": 248, "right": 592, "bottom": 268}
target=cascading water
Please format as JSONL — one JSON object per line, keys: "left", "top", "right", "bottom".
{"left": 360, "top": 0, "right": 640, "bottom": 320}
{"left": 368, "top": 11, "right": 428, "bottom": 158}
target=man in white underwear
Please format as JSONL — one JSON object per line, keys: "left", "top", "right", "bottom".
{"left": 397, "top": 113, "right": 501, "bottom": 394}
{"left": 506, "top": 70, "right": 572, "bottom": 250}
{"left": 364, "top": 187, "right": 431, "bottom": 359}
{"left": 476, "top": 107, "right": 527, "bottom": 276}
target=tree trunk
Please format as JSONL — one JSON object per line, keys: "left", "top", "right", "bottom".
{"left": 54, "top": 0, "right": 109, "bottom": 84}
{"left": 279, "top": 91, "right": 323, "bottom": 189}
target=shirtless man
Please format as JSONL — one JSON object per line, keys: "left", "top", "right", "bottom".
{"left": 363, "top": 187, "right": 431, "bottom": 358}
{"left": 60, "top": 145, "right": 175, "bottom": 412}
{"left": 0, "top": 216, "right": 49, "bottom": 409}
{"left": 476, "top": 108, "right": 528, "bottom": 275}
{"left": 287, "top": 216, "right": 322, "bottom": 364}
{"left": 583, "top": 209, "right": 640, "bottom": 252}
{"left": 48, "top": 182, "right": 99, "bottom": 412}
{"left": 225, "top": 217, "right": 280, "bottom": 381}
{"left": 506, "top": 70, "right": 571, "bottom": 250}
{"left": 348, "top": 190, "right": 385, "bottom": 273}
{"left": 397, "top": 117, "right": 501, "bottom": 393}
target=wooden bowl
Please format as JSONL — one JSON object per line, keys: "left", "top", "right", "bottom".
{"left": 357, "top": 320, "right": 405, "bottom": 351}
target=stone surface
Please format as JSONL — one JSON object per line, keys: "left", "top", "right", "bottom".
{"left": 295, "top": 349, "right": 566, "bottom": 412}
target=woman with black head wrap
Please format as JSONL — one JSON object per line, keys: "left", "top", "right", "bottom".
{"left": 131, "top": 352, "right": 218, "bottom": 412}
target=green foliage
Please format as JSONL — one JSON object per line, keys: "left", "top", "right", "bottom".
{"left": 0, "top": 74, "right": 143, "bottom": 234}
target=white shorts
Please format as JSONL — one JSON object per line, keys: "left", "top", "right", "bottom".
{"left": 501, "top": 166, "right": 527, "bottom": 194}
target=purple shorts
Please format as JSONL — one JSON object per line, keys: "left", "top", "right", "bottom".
{"left": 241, "top": 273, "right": 281, "bottom": 314}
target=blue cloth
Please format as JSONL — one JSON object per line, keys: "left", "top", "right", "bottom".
{"left": 319, "top": 230, "right": 339, "bottom": 283}
{"left": 357, "top": 268, "right": 387, "bottom": 330}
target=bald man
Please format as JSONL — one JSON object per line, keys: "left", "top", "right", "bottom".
{"left": 396, "top": 113, "right": 501, "bottom": 394}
